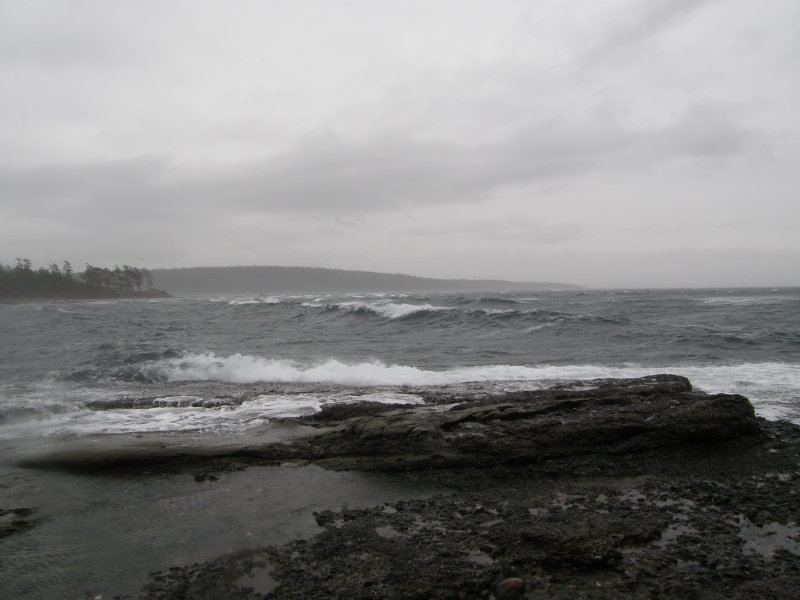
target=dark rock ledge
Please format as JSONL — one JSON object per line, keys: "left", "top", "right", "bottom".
{"left": 17, "top": 375, "right": 761, "bottom": 474}
{"left": 0, "top": 507, "right": 40, "bottom": 539}
{"left": 102, "top": 375, "right": 800, "bottom": 599}
{"left": 285, "top": 374, "right": 760, "bottom": 471}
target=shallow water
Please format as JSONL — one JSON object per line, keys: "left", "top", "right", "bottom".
{"left": 0, "top": 463, "right": 441, "bottom": 599}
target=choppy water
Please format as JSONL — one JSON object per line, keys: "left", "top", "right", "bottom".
{"left": 1, "top": 288, "right": 799, "bottom": 438}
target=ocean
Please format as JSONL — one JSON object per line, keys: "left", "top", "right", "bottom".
{"left": 1, "top": 287, "right": 799, "bottom": 440}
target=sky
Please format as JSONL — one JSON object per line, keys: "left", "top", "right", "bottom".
{"left": 0, "top": 0, "right": 798, "bottom": 288}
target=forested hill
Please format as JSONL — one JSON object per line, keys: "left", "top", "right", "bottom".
{"left": 151, "top": 266, "right": 581, "bottom": 295}
{"left": 1, "top": 259, "right": 169, "bottom": 301}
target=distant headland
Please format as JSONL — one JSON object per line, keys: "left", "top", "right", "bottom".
{"left": 0, "top": 259, "right": 170, "bottom": 302}
{"left": 151, "top": 265, "right": 582, "bottom": 295}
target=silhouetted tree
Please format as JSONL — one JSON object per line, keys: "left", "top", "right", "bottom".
{"left": 0, "top": 258, "right": 166, "bottom": 300}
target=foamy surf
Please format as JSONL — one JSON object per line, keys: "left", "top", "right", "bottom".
{"left": 2, "top": 357, "right": 798, "bottom": 438}
{"left": 300, "top": 300, "right": 551, "bottom": 320}
{"left": 3, "top": 287, "right": 799, "bottom": 439}
{"left": 148, "top": 351, "right": 793, "bottom": 387}
{"left": 149, "top": 352, "right": 558, "bottom": 386}
{"left": 699, "top": 296, "right": 795, "bottom": 305}
{"left": 227, "top": 296, "right": 283, "bottom": 305}
{"left": 0, "top": 390, "right": 424, "bottom": 437}
{"left": 301, "top": 300, "right": 454, "bottom": 319}
{"left": 131, "top": 352, "right": 800, "bottom": 422}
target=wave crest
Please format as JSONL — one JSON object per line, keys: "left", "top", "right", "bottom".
{"left": 142, "top": 352, "right": 557, "bottom": 386}
{"left": 304, "top": 300, "right": 454, "bottom": 320}
{"left": 123, "top": 351, "right": 800, "bottom": 393}
{"left": 700, "top": 296, "right": 794, "bottom": 306}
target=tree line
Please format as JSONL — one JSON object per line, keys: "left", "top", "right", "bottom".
{"left": 0, "top": 258, "right": 162, "bottom": 300}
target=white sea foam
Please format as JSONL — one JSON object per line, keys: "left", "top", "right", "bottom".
{"left": 481, "top": 308, "right": 521, "bottom": 315}
{"left": 2, "top": 358, "right": 798, "bottom": 438}
{"left": 0, "top": 390, "right": 424, "bottom": 437}
{"left": 148, "top": 353, "right": 800, "bottom": 422}
{"left": 301, "top": 300, "right": 540, "bottom": 319}
{"left": 523, "top": 323, "right": 553, "bottom": 333}
{"left": 700, "top": 296, "right": 794, "bottom": 306}
{"left": 149, "top": 352, "right": 797, "bottom": 391}
{"left": 227, "top": 296, "right": 283, "bottom": 305}
{"left": 152, "top": 395, "right": 203, "bottom": 405}
{"left": 155, "top": 352, "right": 565, "bottom": 386}
{"left": 347, "top": 301, "right": 452, "bottom": 319}
{"left": 302, "top": 300, "right": 453, "bottom": 319}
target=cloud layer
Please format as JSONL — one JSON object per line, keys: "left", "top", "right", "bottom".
{"left": 1, "top": 0, "right": 798, "bottom": 286}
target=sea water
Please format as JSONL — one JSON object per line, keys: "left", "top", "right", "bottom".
{"left": 1, "top": 288, "right": 799, "bottom": 439}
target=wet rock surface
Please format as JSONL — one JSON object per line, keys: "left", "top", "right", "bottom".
{"left": 127, "top": 376, "right": 800, "bottom": 599}
{"left": 135, "top": 455, "right": 800, "bottom": 599}
{"left": 0, "top": 507, "right": 40, "bottom": 539}
{"left": 286, "top": 374, "right": 760, "bottom": 470}
{"left": 13, "top": 375, "right": 759, "bottom": 476}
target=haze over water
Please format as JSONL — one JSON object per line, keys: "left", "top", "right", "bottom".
{"left": 1, "top": 287, "right": 799, "bottom": 440}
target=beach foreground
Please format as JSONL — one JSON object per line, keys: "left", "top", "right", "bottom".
{"left": 2, "top": 375, "right": 799, "bottom": 599}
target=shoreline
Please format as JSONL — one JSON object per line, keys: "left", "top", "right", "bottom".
{"left": 1, "top": 376, "right": 799, "bottom": 599}
{"left": 0, "top": 290, "right": 171, "bottom": 304}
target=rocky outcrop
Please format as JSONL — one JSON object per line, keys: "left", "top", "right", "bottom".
{"left": 15, "top": 375, "right": 761, "bottom": 475}
{"left": 0, "top": 507, "right": 39, "bottom": 539}
{"left": 64, "top": 376, "right": 797, "bottom": 600}
{"left": 290, "top": 375, "right": 761, "bottom": 469}
{"left": 139, "top": 418, "right": 800, "bottom": 600}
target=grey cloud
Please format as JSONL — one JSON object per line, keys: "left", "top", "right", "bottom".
{"left": 579, "top": 0, "right": 717, "bottom": 67}
{"left": 0, "top": 157, "right": 166, "bottom": 200}
{"left": 0, "top": 1, "right": 143, "bottom": 69}
{"left": 651, "top": 104, "right": 755, "bottom": 158}
{"left": 390, "top": 213, "right": 584, "bottom": 245}
{"left": 0, "top": 1, "right": 797, "bottom": 286}
{"left": 0, "top": 103, "right": 758, "bottom": 222}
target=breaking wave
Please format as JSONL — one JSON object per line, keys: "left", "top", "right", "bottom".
{"left": 226, "top": 296, "right": 283, "bottom": 305}
{"left": 303, "top": 300, "right": 454, "bottom": 320}
{"left": 5, "top": 357, "right": 800, "bottom": 437}
{"left": 126, "top": 351, "right": 800, "bottom": 395}
{"left": 207, "top": 294, "right": 627, "bottom": 326}
{"left": 296, "top": 300, "right": 622, "bottom": 325}
{"left": 700, "top": 295, "right": 796, "bottom": 306}
{"left": 135, "top": 352, "right": 557, "bottom": 386}
{"left": 117, "top": 354, "right": 799, "bottom": 423}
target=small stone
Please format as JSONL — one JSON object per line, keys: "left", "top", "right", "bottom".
{"left": 495, "top": 577, "right": 525, "bottom": 599}
{"left": 751, "top": 510, "right": 773, "bottom": 526}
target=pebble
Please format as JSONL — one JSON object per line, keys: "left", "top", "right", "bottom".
{"left": 495, "top": 577, "right": 526, "bottom": 599}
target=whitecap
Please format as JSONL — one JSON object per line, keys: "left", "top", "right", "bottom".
{"left": 700, "top": 296, "right": 794, "bottom": 306}
{"left": 303, "top": 300, "right": 453, "bottom": 319}
{"left": 137, "top": 353, "right": 800, "bottom": 423}
{"left": 523, "top": 323, "right": 553, "bottom": 333}
{"left": 0, "top": 388, "right": 426, "bottom": 437}
{"left": 227, "top": 296, "right": 283, "bottom": 305}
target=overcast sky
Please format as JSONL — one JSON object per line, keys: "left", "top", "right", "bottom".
{"left": 1, "top": 0, "right": 798, "bottom": 287}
